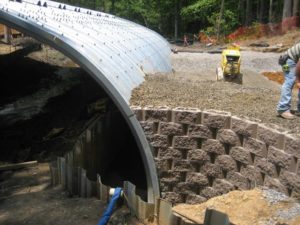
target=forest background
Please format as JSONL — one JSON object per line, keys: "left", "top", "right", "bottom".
{"left": 57, "top": 0, "right": 299, "bottom": 42}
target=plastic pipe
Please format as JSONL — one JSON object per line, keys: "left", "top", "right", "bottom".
{"left": 97, "top": 187, "right": 122, "bottom": 225}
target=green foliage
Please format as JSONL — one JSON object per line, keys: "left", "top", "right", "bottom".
{"left": 115, "top": 0, "right": 161, "bottom": 29}
{"left": 181, "top": 0, "right": 218, "bottom": 22}
{"left": 55, "top": 0, "right": 299, "bottom": 40}
{"left": 205, "top": 9, "right": 239, "bottom": 36}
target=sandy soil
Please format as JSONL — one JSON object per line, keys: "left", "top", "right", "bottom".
{"left": 0, "top": 164, "right": 104, "bottom": 225}
{"left": 131, "top": 51, "right": 300, "bottom": 134}
{"left": 173, "top": 189, "right": 300, "bottom": 225}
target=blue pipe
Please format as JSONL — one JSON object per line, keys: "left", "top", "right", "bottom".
{"left": 98, "top": 187, "right": 122, "bottom": 225}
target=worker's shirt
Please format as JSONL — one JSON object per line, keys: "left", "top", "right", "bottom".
{"left": 287, "top": 43, "right": 300, "bottom": 62}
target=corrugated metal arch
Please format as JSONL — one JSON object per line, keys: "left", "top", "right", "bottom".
{"left": 0, "top": 0, "right": 172, "bottom": 203}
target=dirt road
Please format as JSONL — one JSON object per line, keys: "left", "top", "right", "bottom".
{"left": 131, "top": 51, "right": 300, "bottom": 134}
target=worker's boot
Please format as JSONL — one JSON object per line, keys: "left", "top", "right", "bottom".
{"left": 280, "top": 111, "right": 295, "bottom": 119}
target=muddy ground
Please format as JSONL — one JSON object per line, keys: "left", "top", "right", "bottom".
{"left": 131, "top": 50, "right": 300, "bottom": 134}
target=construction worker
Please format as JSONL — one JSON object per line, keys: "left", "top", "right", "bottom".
{"left": 277, "top": 43, "right": 300, "bottom": 119}
{"left": 183, "top": 34, "right": 189, "bottom": 47}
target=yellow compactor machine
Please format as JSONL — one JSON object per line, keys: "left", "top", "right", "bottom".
{"left": 216, "top": 45, "right": 242, "bottom": 84}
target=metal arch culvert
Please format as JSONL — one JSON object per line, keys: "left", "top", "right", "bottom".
{"left": 0, "top": 0, "right": 173, "bottom": 203}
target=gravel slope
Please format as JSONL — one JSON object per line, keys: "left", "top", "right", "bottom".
{"left": 131, "top": 51, "right": 300, "bottom": 134}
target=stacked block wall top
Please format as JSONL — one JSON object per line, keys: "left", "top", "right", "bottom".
{"left": 133, "top": 106, "right": 300, "bottom": 205}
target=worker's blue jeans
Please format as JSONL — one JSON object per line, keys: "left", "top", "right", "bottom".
{"left": 277, "top": 58, "right": 300, "bottom": 113}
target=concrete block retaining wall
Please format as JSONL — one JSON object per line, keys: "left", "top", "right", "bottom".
{"left": 132, "top": 106, "right": 300, "bottom": 205}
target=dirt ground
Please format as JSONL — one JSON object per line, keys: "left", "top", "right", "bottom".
{"left": 0, "top": 44, "right": 142, "bottom": 225}
{"left": 131, "top": 50, "right": 300, "bottom": 134}
{"left": 173, "top": 188, "right": 300, "bottom": 225}
{"left": 0, "top": 164, "right": 104, "bottom": 225}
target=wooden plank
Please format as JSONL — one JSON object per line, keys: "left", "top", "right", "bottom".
{"left": 0, "top": 161, "right": 37, "bottom": 171}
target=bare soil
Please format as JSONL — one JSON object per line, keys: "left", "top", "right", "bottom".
{"left": 0, "top": 43, "right": 144, "bottom": 225}
{"left": 131, "top": 51, "right": 300, "bottom": 134}
{"left": 0, "top": 164, "right": 104, "bottom": 225}
{"left": 173, "top": 189, "right": 300, "bottom": 225}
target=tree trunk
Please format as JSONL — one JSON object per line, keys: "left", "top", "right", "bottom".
{"left": 239, "top": 0, "right": 246, "bottom": 25}
{"left": 259, "top": 0, "right": 265, "bottom": 23}
{"left": 245, "top": 0, "right": 252, "bottom": 26}
{"left": 174, "top": 0, "right": 179, "bottom": 40}
{"left": 111, "top": 0, "right": 115, "bottom": 14}
{"left": 269, "top": 0, "right": 273, "bottom": 23}
{"left": 216, "top": 0, "right": 225, "bottom": 41}
{"left": 282, "top": 0, "right": 293, "bottom": 20}
{"left": 293, "top": 0, "right": 299, "bottom": 16}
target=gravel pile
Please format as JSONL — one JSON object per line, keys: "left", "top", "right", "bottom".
{"left": 262, "top": 188, "right": 289, "bottom": 205}
{"left": 131, "top": 51, "right": 300, "bottom": 134}
{"left": 276, "top": 204, "right": 300, "bottom": 221}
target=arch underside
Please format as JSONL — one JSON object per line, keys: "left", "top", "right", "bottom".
{"left": 0, "top": 0, "right": 172, "bottom": 203}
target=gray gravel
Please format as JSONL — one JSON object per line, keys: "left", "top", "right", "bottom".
{"left": 276, "top": 204, "right": 300, "bottom": 221}
{"left": 131, "top": 51, "right": 300, "bottom": 134}
{"left": 262, "top": 188, "right": 289, "bottom": 205}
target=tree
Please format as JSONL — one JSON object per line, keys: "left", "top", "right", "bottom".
{"left": 174, "top": 0, "right": 179, "bottom": 40}
{"left": 293, "top": 0, "right": 299, "bottom": 16}
{"left": 216, "top": 0, "right": 225, "bottom": 41}
{"left": 245, "top": 0, "right": 252, "bottom": 26}
{"left": 269, "top": 0, "right": 274, "bottom": 23}
{"left": 282, "top": 0, "right": 293, "bottom": 20}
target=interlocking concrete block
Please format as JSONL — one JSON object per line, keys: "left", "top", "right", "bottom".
{"left": 155, "top": 158, "right": 172, "bottom": 174}
{"left": 173, "top": 136, "right": 198, "bottom": 149}
{"left": 151, "top": 134, "right": 169, "bottom": 148}
{"left": 291, "top": 190, "right": 300, "bottom": 200}
{"left": 200, "top": 163, "right": 223, "bottom": 178}
{"left": 144, "top": 106, "right": 171, "bottom": 122}
{"left": 160, "top": 180, "right": 172, "bottom": 192}
{"left": 264, "top": 176, "right": 288, "bottom": 195}
{"left": 188, "top": 124, "right": 213, "bottom": 139}
{"left": 202, "top": 139, "right": 226, "bottom": 155}
{"left": 227, "top": 172, "right": 249, "bottom": 190}
{"left": 244, "top": 137, "right": 268, "bottom": 157}
{"left": 268, "top": 146, "right": 295, "bottom": 170}
{"left": 173, "top": 159, "right": 193, "bottom": 172}
{"left": 217, "top": 129, "right": 241, "bottom": 146}
{"left": 173, "top": 182, "right": 198, "bottom": 195}
{"left": 240, "top": 165, "right": 263, "bottom": 185}
{"left": 160, "top": 170, "right": 181, "bottom": 180}
{"left": 231, "top": 116, "right": 258, "bottom": 138}
{"left": 159, "top": 147, "right": 182, "bottom": 160}
{"left": 186, "top": 194, "right": 207, "bottom": 204}
{"left": 172, "top": 107, "right": 201, "bottom": 124}
{"left": 186, "top": 172, "right": 209, "bottom": 187}
{"left": 140, "top": 121, "right": 156, "bottom": 136}
{"left": 230, "top": 147, "right": 252, "bottom": 165}
{"left": 257, "top": 125, "right": 285, "bottom": 149}
{"left": 159, "top": 122, "right": 184, "bottom": 136}
{"left": 202, "top": 110, "right": 231, "bottom": 129}
{"left": 131, "top": 106, "right": 144, "bottom": 121}
{"left": 284, "top": 134, "right": 300, "bottom": 159}
{"left": 279, "top": 170, "right": 300, "bottom": 190}
{"left": 161, "top": 192, "right": 184, "bottom": 205}
{"left": 215, "top": 155, "right": 237, "bottom": 172}
{"left": 187, "top": 149, "right": 210, "bottom": 165}
{"left": 200, "top": 187, "right": 218, "bottom": 199}
{"left": 213, "top": 179, "right": 235, "bottom": 195}
{"left": 254, "top": 157, "right": 277, "bottom": 177}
